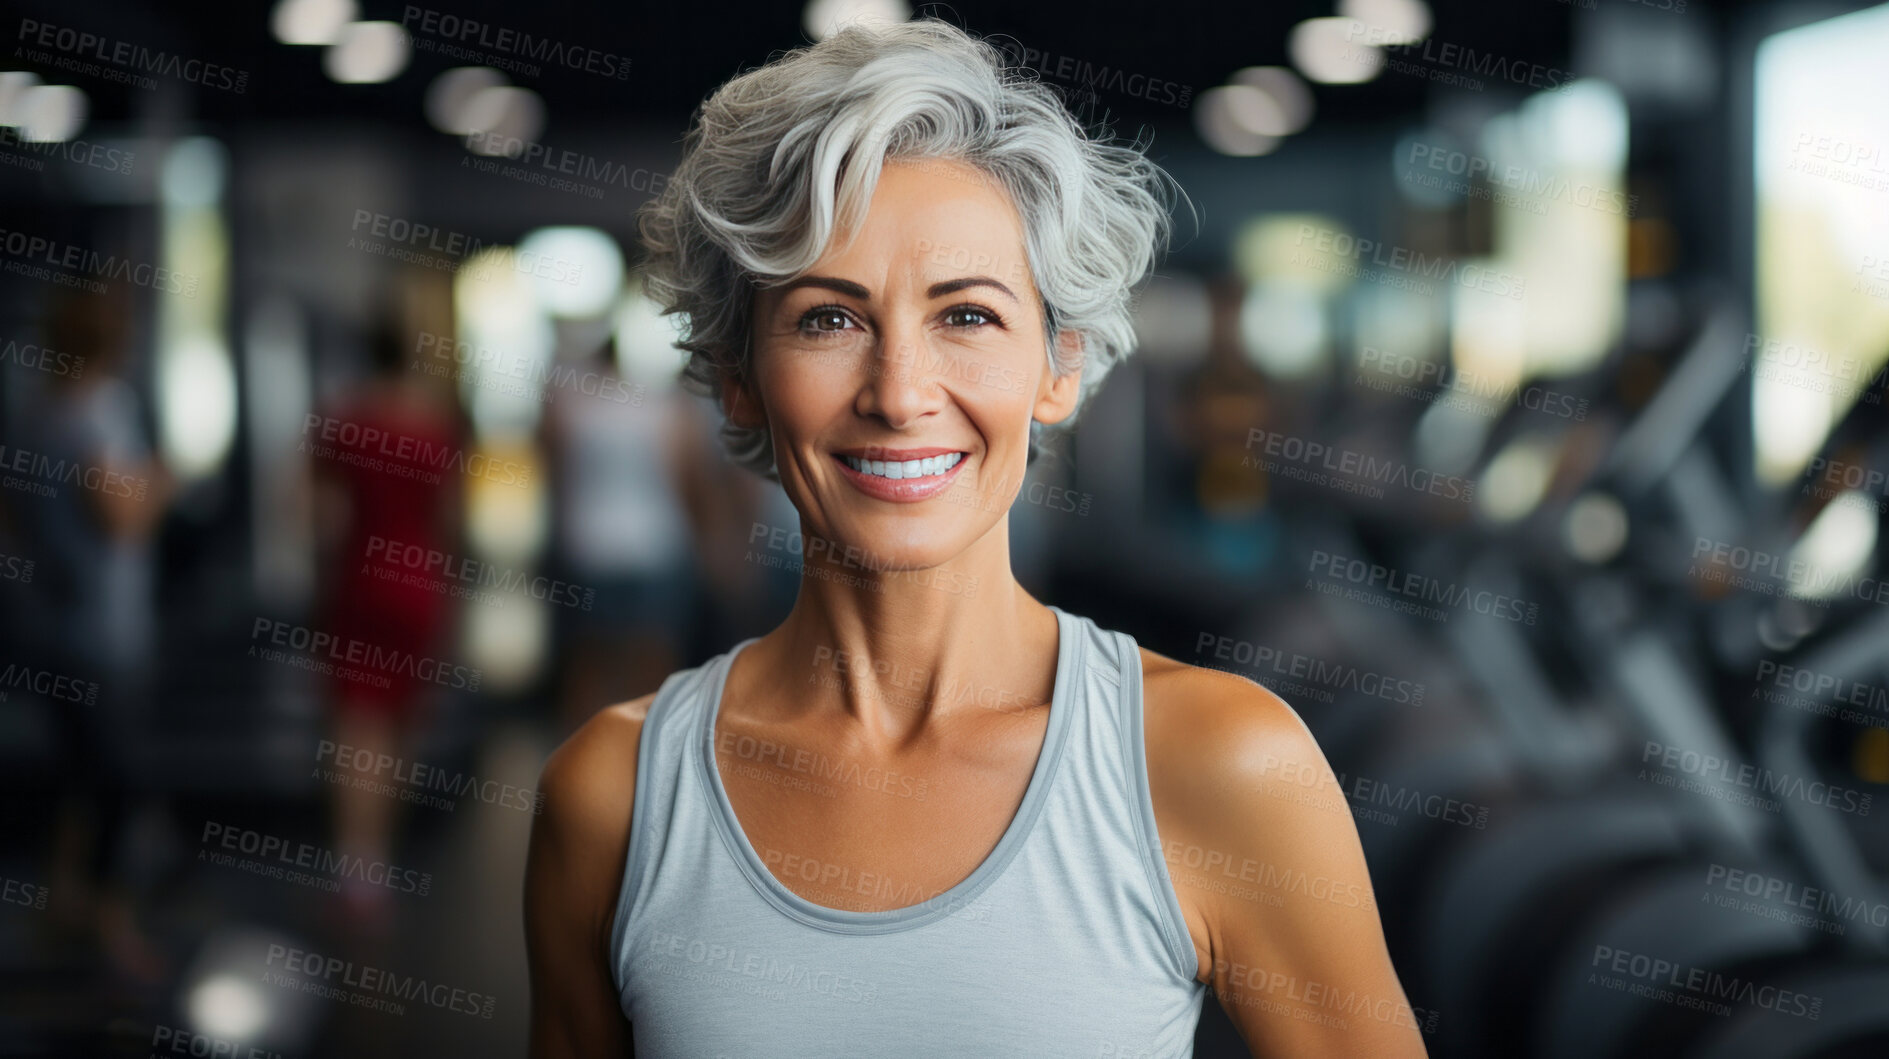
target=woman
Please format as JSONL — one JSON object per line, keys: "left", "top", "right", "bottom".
{"left": 526, "top": 18, "right": 1426, "bottom": 1058}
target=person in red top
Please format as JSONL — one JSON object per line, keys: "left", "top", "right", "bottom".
{"left": 311, "top": 303, "right": 463, "bottom": 929}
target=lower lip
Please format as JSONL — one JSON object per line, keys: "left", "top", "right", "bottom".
{"left": 833, "top": 454, "right": 969, "bottom": 502}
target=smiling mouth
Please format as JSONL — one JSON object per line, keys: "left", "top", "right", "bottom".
{"left": 836, "top": 452, "right": 966, "bottom": 480}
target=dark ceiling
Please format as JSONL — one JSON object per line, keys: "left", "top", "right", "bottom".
{"left": 11, "top": 0, "right": 1614, "bottom": 134}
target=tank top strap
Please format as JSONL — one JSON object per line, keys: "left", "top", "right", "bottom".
{"left": 609, "top": 647, "right": 750, "bottom": 996}
{"left": 1047, "top": 614, "right": 1202, "bottom": 983}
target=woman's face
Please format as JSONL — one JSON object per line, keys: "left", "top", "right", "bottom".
{"left": 736, "top": 157, "right": 1081, "bottom": 572}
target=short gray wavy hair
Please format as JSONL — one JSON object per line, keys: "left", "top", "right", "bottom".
{"left": 636, "top": 16, "right": 1183, "bottom": 480}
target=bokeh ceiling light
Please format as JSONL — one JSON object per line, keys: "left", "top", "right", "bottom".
{"left": 1289, "top": 18, "right": 1383, "bottom": 84}
{"left": 1564, "top": 491, "right": 1628, "bottom": 564}
{"left": 1240, "top": 282, "right": 1328, "bottom": 379}
{"left": 461, "top": 86, "right": 546, "bottom": 156}
{"left": 804, "top": 0, "right": 913, "bottom": 41}
{"left": 0, "top": 71, "right": 43, "bottom": 125}
{"left": 188, "top": 974, "right": 269, "bottom": 1040}
{"left": 160, "top": 136, "right": 228, "bottom": 208}
{"left": 1195, "top": 87, "right": 1281, "bottom": 156}
{"left": 614, "top": 285, "right": 690, "bottom": 388}
{"left": 18, "top": 84, "right": 85, "bottom": 142}
{"left": 323, "top": 21, "right": 410, "bottom": 84}
{"left": 1479, "top": 434, "right": 1557, "bottom": 524}
{"left": 1337, "top": 0, "right": 1432, "bottom": 45}
{"left": 271, "top": 0, "right": 359, "bottom": 45}
{"left": 426, "top": 67, "right": 509, "bottom": 135}
{"left": 1229, "top": 66, "right": 1314, "bottom": 135}
{"left": 517, "top": 227, "right": 624, "bottom": 319}
{"left": 1787, "top": 490, "right": 1879, "bottom": 601}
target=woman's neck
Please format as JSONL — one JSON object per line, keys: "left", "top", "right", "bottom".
{"left": 741, "top": 519, "right": 1062, "bottom": 748}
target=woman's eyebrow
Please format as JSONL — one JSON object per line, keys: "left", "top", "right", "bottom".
{"left": 776, "top": 275, "right": 1020, "bottom": 304}
{"left": 778, "top": 276, "right": 872, "bottom": 299}
{"left": 927, "top": 276, "right": 1018, "bottom": 303}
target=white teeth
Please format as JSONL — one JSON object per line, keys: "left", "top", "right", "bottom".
{"left": 843, "top": 452, "right": 963, "bottom": 479}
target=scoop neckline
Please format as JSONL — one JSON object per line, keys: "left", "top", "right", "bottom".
{"left": 694, "top": 605, "right": 1080, "bottom": 935}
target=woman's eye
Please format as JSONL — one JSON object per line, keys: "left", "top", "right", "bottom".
{"left": 944, "top": 306, "right": 997, "bottom": 328}
{"left": 799, "top": 308, "right": 853, "bottom": 335}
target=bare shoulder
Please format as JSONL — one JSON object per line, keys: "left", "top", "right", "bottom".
{"left": 528, "top": 691, "right": 662, "bottom": 939}
{"left": 538, "top": 692, "right": 659, "bottom": 846}
{"left": 1137, "top": 645, "right": 1324, "bottom": 796}
{"left": 1136, "top": 646, "right": 1354, "bottom": 865}
{"left": 526, "top": 691, "right": 671, "bottom": 1054}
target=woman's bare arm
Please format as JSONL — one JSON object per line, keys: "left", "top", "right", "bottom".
{"left": 525, "top": 695, "right": 654, "bottom": 1058}
{"left": 1146, "top": 664, "right": 1429, "bottom": 1058}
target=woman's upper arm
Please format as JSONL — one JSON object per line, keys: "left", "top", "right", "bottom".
{"left": 525, "top": 698, "right": 653, "bottom": 1058}
{"left": 1147, "top": 667, "right": 1429, "bottom": 1059}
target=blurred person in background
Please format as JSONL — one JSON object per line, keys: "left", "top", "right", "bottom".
{"left": 524, "top": 20, "right": 1425, "bottom": 1058}
{"left": 543, "top": 339, "right": 696, "bottom": 736}
{"left": 309, "top": 300, "right": 462, "bottom": 933}
{"left": 12, "top": 283, "right": 175, "bottom": 983}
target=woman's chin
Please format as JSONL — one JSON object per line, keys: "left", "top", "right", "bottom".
{"left": 808, "top": 522, "right": 971, "bottom": 574}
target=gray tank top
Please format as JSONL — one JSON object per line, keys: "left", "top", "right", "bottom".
{"left": 610, "top": 605, "right": 1208, "bottom": 1057}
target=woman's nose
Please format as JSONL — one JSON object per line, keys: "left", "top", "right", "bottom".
{"left": 857, "top": 324, "right": 946, "bottom": 427}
